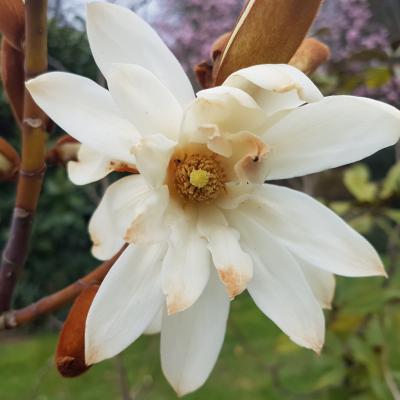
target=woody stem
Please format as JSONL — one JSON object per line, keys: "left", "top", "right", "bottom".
{"left": 0, "top": 0, "right": 48, "bottom": 312}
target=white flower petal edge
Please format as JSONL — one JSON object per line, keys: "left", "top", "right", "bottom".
{"left": 89, "top": 175, "right": 152, "bottom": 260}
{"left": 228, "top": 211, "right": 325, "bottom": 352}
{"left": 143, "top": 308, "right": 162, "bottom": 335}
{"left": 85, "top": 243, "right": 166, "bottom": 365}
{"left": 86, "top": 1, "right": 194, "bottom": 107}
{"left": 162, "top": 211, "right": 211, "bottom": 315}
{"left": 296, "top": 257, "right": 336, "bottom": 310}
{"left": 198, "top": 207, "right": 253, "bottom": 299}
{"left": 237, "top": 184, "right": 386, "bottom": 277}
{"left": 161, "top": 269, "right": 230, "bottom": 397}
{"left": 26, "top": 72, "right": 138, "bottom": 164}
{"left": 67, "top": 145, "right": 112, "bottom": 185}
{"left": 223, "top": 64, "right": 323, "bottom": 116}
{"left": 132, "top": 133, "right": 177, "bottom": 188}
{"left": 182, "top": 86, "right": 267, "bottom": 144}
{"left": 263, "top": 95, "right": 400, "bottom": 180}
{"left": 107, "top": 63, "right": 183, "bottom": 140}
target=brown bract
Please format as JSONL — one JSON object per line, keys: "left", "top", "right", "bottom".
{"left": 1, "top": 39, "right": 25, "bottom": 124}
{"left": 215, "top": 0, "right": 322, "bottom": 85}
{"left": 0, "top": 0, "right": 25, "bottom": 50}
{"left": 56, "top": 285, "right": 99, "bottom": 378}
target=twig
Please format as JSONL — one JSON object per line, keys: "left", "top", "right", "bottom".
{"left": 115, "top": 354, "right": 133, "bottom": 400}
{"left": 0, "top": 0, "right": 48, "bottom": 312}
{"left": 380, "top": 342, "right": 400, "bottom": 399}
{"left": 0, "top": 247, "right": 125, "bottom": 330}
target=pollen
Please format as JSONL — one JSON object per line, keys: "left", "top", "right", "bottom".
{"left": 174, "top": 153, "right": 226, "bottom": 203}
{"left": 189, "top": 169, "right": 210, "bottom": 188}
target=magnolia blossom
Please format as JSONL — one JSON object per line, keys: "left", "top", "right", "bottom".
{"left": 26, "top": 2, "right": 400, "bottom": 396}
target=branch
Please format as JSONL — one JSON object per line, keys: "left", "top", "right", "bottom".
{"left": 0, "top": 0, "right": 48, "bottom": 312}
{"left": 0, "top": 247, "right": 125, "bottom": 330}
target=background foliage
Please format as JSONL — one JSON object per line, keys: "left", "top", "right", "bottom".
{"left": 1, "top": 0, "right": 400, "bottom": 399}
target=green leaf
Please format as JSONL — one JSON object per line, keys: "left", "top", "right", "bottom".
{"left": 365, "top": 67, "right": 391, "bottom": 89}
{"left": 349, "top": 214, "right": 374, "bottom": 234}
{"left": 384, "top": 209, "right": 400, "bottom": 224}
{"left": 343, "top": 164, "right": 377, "bottom": 202}
{"left": 330, "top": 201, "right": 352, "bottom": 216}
{"left": 380, "top": 162, "right": 400, "bottom": 199}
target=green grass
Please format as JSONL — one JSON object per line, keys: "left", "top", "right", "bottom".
{"left": 1, "top": 283, "right": 400, "bottom": 400}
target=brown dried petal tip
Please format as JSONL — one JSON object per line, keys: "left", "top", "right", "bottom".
{"left": 56, "top": 285, "right": 99, "bottom": 378}
{"left": 289, "top": 38, "right": 331, "bottom": 75}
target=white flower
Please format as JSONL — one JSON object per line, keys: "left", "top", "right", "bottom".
{"left": 26, "top": 2, "right": 400, "bottom": 396}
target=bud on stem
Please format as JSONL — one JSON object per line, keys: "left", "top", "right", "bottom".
{"left": 0, "top": 137, "right": 20, "bottom": 181}
{"left": 56, "top": 285, "right": 99, "bottom": 378}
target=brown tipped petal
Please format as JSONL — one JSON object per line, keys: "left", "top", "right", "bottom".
{"left": 215, "top": 0, "right": 322, "bottom": 85}
{"left": 289, "top": 38, "right": 331, "bottom": 75}
{"left": 1, "top": 39, "right": 25, "bottom": 124}
{"left": 0, "top": 0, "right": 25, "bottom": 50}
{"left": 56, "top": 285, "right": 99, "bottom": 378}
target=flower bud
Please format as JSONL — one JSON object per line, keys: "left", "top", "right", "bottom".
{"left": 56, "top": 285, "right": 99, "bottom": 378}
{"left": 0, "top": 137, "right": 20, "bottom": 181}
{"left": 289, "top": 38, "right": 331, "bottom": 75}
{"left": 47, "top": 135, "right": 80, "bottom": 166}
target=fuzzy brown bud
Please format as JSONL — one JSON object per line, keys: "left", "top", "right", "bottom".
{"left": 289, "top": 38, "right": 331, "bottom": 75}
{"left": 47, "top": 135, "right": 80, "bottom": 166}
{"left": 0, "top": 137, "right": 20, "bottom": 181}
{"left": 56, "top": 285, "right": 99, "bottom": 378}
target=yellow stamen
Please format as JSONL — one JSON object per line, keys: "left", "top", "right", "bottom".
{"left": 189, "top": 169, "right": 210, "bottom": 188}
{"left": 173, "top": 153, "right": 226, "bottom": 203}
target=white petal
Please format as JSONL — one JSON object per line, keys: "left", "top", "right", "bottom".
{"left": 216, "top": 182, "right": 257, "bottom": 210}
{"left": 161, "top": 270, "right": 229, "bottom": 396}
{"left": 26, "top": 72, "right": 138, "bottom": 164}
{"left": 228, "top": 211, "right": 325, "bottom": 352}
{"left": 264, "top": 96, "right": 400, "bottom": 180}
{"left": 162, "top": 210, "right": 210, "bottom": 314}
{"left": 123, "top": 185, "right": 170, "bottom": 245}
{"left": 223, "top": 64, "right": 322, "bottom": 116}
{"left": 88, "top": 175, "right": 149, "bottom": 260}
{"left": 67, "top": 145, "right": 112, "bottom": 185}
{"left": 86, "top": 2, "right": 194, "bottom": 107}
{"left": 181, "top": 86, "right": 266, "bottom": 144}
{"left": 243, "top": 184, "right": 386, "bottom": 277}
{"left": 85, "top": 243, "right": 166, "bottom": 364}
{"left": 228, "top": 131, "right": 270, "bottom": 183}
{"left": 143, "top": 308, "right": 162, "bottom": 335}
{"left": 131, "top": 134, "right": 176, "bottom": 188}
{"left": 107, "top": 64, "right": 183, "bottom": 140}
{"left": 296, "top": 257, "right": 336, "bottom": 310}
{"left": 198, "top": 207, "right": 252, "bottom": 299}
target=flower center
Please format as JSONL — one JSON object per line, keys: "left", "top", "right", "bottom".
{"left": 189, "top": 169, "right": 210, "bottom": 188}
{"left": 173, "top": 153, "right": 226, "bottom": 203}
